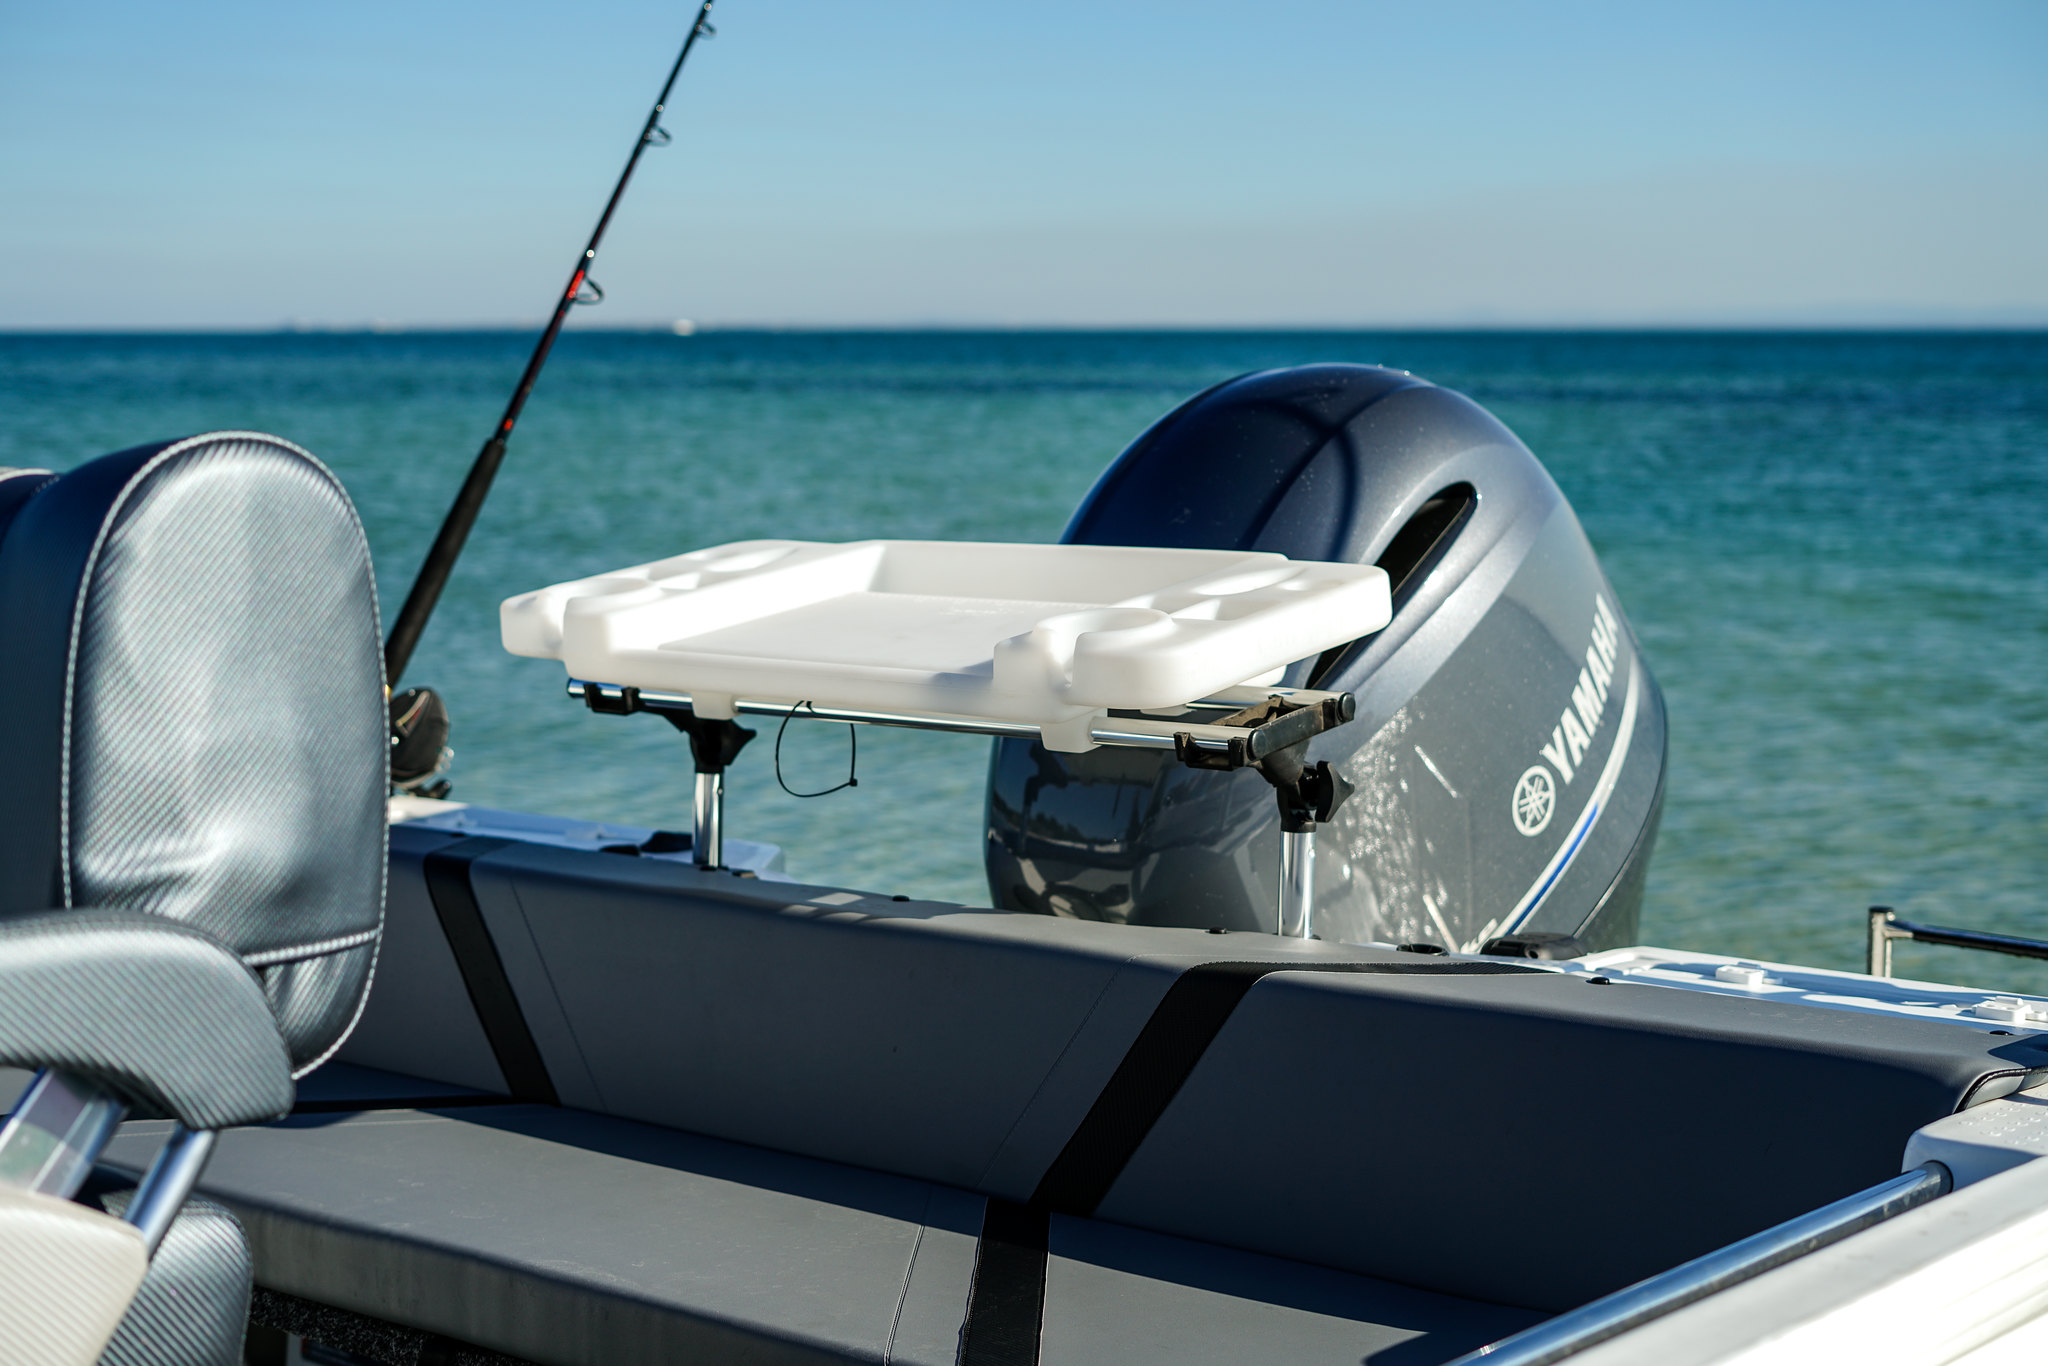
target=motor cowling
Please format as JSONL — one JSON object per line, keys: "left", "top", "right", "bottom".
{"left": 983, "top": 364, "right": 1666, "bottom": 953}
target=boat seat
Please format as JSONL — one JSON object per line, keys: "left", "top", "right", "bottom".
{"left": 101, "top": 1068, "right": 1542, "bottom": 1366}
{"left": 0, "top": 1079, "right": 260, "bottom": 1366}
{"left": 79, "top": 1176, "right": 253, "bottom": 1366}
{"left": 0, "top": 434, "right": 389, "bottom": 1366}
{"left": 325, "top": 827, "right": 2048, "bottom": 1315}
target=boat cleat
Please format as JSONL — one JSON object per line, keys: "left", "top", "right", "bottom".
{"left": 1968, "top": 996, "right": 2048, "bottom": 1025}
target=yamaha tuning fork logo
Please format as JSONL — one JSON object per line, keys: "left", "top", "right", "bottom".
{"left": 1513, "top": 595, "right": 1625, "bottom": 837}
{"left": 1512, "top": 766, "right": 1556, "bottom": 836}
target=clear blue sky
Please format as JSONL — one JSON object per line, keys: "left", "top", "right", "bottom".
{"left": 3, "top": 0, "right": 2044, "bottom": 328}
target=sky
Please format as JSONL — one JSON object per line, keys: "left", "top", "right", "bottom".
{"left": 2, "top": 0, "right": 2044, "bottom": 329}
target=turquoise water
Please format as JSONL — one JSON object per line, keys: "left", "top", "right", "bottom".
{"left": 3, "top": 330, "right": 2044, "bottom": 989}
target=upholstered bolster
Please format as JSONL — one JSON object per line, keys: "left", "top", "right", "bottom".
{"left": 0, "top": 910, "right": 294, "bottom": 1129}
{"left": 0, "top": 1183, "right": 147, "bottom": 1366}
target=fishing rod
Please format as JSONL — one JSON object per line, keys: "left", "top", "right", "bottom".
{"left": 383, "top": 0, "right": 717, "bottom": 691}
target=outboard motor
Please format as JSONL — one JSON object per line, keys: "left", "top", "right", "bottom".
{"left": 985, "top": 365, "right": 1667, "bottom": 954}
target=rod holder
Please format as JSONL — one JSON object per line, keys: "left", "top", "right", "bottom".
{"left": 694, "top": 769, "right": 724, "bottom": 870}
{"left": 1279, "top": 828, "right": 1316, "bottom": 939}
{"left": 665, "top": 715, "right": 753, "bottom": 869}
{"left": 1170, "top": 693, "right": 1354, "bottom": 939}
{"left": 571, "top": 680, "right": 1360, "bottom": 911}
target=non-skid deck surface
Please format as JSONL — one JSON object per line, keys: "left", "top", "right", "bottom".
{"left": 103, "top": 1082, "right": 1537, "bottom": 1366}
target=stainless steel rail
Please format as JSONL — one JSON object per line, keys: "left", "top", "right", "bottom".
{"left": 1867, "top": 906, "right": 2048, "bottom": 978}
{"left": 566, "top": 677, "right": 1353, "bottom": 938}
{"left": 564, "top": 678, "right": 1352, "bottom": 755}
{"left": 1446, "top": 1162, "right": 1951, "bottom": 1366}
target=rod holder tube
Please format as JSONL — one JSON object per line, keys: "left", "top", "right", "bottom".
{"left": 1445, "top": 1162, "right": 1950, "bottom": 1366}
{"left": 123, "top": 1126, "right": 218, "bottom": 1255}
{"left": 694, "top": 769, "right": 723, "bottom": 869}
{"left": 1869, "top": 905, "right": 1895, "bottom": 977}
{"left": 1279, "top": 827, "right": 1315, "bottom": 938}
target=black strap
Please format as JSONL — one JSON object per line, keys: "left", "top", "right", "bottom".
{"left": 1033, "top": 959, "right": 1537, "bottom": 1215}
{"left": 421, "top": 838, "right": 560, "bottom": 1105}
{"left": 956, "top": 1198, "right": 1050, "bottom": 1366}
{"left": 956, "top": 958, "right": 1539, "bottom": 1366}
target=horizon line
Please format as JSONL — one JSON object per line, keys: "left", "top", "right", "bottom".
{"left": 5, "top": 319, "right": 2048, "bottom": 337}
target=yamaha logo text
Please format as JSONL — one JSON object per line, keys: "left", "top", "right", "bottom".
{"left": 1513, "top": 595, "right": 1623, "bottom": 837}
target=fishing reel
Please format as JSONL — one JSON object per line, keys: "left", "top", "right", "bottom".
{"left": 389, "top": 686, "right": 453, "bottom": 799}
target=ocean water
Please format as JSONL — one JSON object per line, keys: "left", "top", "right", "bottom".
{"left": 3, "top": 329, "right": 2044, "bottom": 990}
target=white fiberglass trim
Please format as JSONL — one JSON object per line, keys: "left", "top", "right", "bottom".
{"left": 1492, "top": 651, "right": 1641, "bottom": 941}
{"left": 1563, "top": 1154, "right": 2048, "bottom": 1366}
{"left": 1570, "top": 945, "right": 2048, "bottom": 1035}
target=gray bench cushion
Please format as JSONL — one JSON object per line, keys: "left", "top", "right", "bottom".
{"left": 352, "top": 827, "right": 1436, "bottom": 1194}
{"left": 1100, "top": 965, "right": 2048, "bottom": 1309}
{"left": 1044, "top": 1217, "right": 1538, "bottom": 1366}
{"left": 104, "top": 1096, "right": 1534, "bottom": 1366}
{"left": 345, "top": 826, "right": 2047, "bottom": 1312}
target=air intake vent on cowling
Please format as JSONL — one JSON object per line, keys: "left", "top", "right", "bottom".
{"left": 1307, "top": 483, "right": 1475, "bottom": 687}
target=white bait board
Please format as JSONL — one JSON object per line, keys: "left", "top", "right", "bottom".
{"left": 503, "top": 540, "right": 1389, "bottom": 749}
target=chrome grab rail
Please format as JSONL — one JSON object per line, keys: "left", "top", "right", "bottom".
{"left": 1868, "top": 906, "right": 2048, "bottom": 978}
{"left": 563, "top": 677, "right": 1355, "bottom": 754}
{"left": 1447, "top": 1162, "right": 1951, "bottom": 1366}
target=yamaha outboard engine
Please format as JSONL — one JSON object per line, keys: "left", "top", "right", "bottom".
{"left": 984, "top": 365, "right": 1666, "bottom": 954}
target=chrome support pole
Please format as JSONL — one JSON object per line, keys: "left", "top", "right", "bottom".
{"left": 0, "top": 1070, "right": 126, "bottom": 1199}
{"left": 694, "top": 768, "right": 723, "bottom": 869}
{"left": 564, "top": 680, "right": 1362, "bottom": 885}
{"left": 1446, "top": 1162, "right": 1950, "bottom": 1366}
{"left": 1279, "top": 827, "right": 1315, "bottom": 938}
{"left": 122, "top": 1125, "right": 217, "bottom": 1255}
{"left": 1869, "top": 906, "right": 1895, "bottom": 977}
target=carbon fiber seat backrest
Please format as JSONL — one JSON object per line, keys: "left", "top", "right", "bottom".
{"left": 0, "top": 466, "right": 58, "bottom": 537}
{"left": 0, "top": 433, "right": 388, "bottom": 1073}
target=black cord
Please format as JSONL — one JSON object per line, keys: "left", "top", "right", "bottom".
{"left": 773, "top": 702, "right": 858, "bottom": 798}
